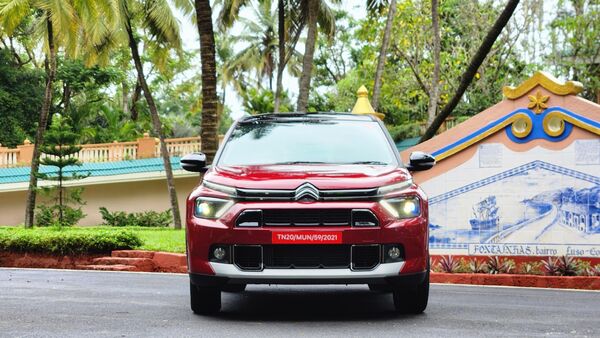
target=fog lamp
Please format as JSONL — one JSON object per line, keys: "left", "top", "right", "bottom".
{"left": 213, "top": 247, "right": 227, "bottom": 260}
{"left": 388, "top": 246, "right": 401, "bottom": 260}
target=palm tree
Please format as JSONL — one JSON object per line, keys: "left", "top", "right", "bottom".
{"left": 111, "top": 0, "right": 184, "bottom": 229}
{"left": 0, "top": 0, "right": 113, "bottom": 227}
{"left": 294, "top": 0, "right": 338, "bottom": 112}
{"left": 195, "top": 0, "right": 219, "bottom": 164}
{"left": 217, "top": 0, "right": 337, "bottom": 113}
{"left": 230, "top": 1, "right": 278, "bottom": 90}
{"left": 368, "top": 0, "right": 397, "bottom": 112}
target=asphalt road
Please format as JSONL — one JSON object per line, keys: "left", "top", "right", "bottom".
{"left": 1, "top": 268, "right": 599, "bottom": 338}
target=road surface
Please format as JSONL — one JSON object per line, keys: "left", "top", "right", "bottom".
{"left": 1, "top": 268, "right": 599, "bottom": 337}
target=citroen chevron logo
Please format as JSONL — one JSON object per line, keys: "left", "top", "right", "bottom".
{"left": 295, "top": 183, "right": 320, "bottom": 201}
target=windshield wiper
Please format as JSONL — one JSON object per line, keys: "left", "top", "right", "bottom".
{"left": 344, "top": 161, "right": 389, "bottom": 165}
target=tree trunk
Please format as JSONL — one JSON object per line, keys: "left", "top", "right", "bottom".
{"left": 126, "top": 17, "right": 182, "bottom": 230}
{"left": 425, "top": 0, "right": 441, "bottom": 128}
{"left": 122, "top": 82, "right": 130, "bottom": 116}
{"left": 24, "top": 15, "right": 57, "bottom": 228}
{"left": 296, "top": 0, "right": 319, "bottom": 113}
{"left": 372, "top": 0, "right": 397, "bottom": 112}
{"left": 195, "top": 0, "right": 219, "bottom": 163}
{"left": 419, "top": 0, "right": 520, "bottom": 143}
{"left": 274, "top": 0, "right": 285, "bottom": 113}
{"left": 130, "top": 81, "right": 142, "bottom": 121}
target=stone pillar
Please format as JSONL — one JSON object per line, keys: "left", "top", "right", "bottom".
{"left": 17, "top": 139, "right": 34, "bottom": 165}
{"left": 137, "top": 132, "right": 157, "bottom": 158}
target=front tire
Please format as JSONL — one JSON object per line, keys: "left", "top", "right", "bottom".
{"left": 392, "top": 269, "right": 429, "bottom": 314}
{"left": 190, "top": 282, "right": 221, "bottom": 315}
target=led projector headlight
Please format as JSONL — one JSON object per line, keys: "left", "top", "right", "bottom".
{"left": 380, "top": 196, "right": 421, "bottom": 219}
{"left": 194, "top": 196, "right": 233, "bottom": 219}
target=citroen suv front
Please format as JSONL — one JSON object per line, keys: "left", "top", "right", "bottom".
{"left": 181, "top": 113, "right": 435, "bottom": 314}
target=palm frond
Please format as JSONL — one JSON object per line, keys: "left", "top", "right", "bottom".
{"left": 216, "top": 0, "right": 251, "bottom": 31}
{"left": 144, "top": 0, "right": 181, "bottom": 48}
{"left": 0, "top": 0, "right": 31, "bottom": 34}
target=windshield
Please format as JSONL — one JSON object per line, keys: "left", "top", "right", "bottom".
{"left": 217, "top": 118, "right": 398, "bottom": 166}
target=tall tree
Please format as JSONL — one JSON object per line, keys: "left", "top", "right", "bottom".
{"left": 229, "top": 0, "right": 278, "bottom": 90}
{"left": 369, "top": 0, "right": 397, "bottom": 112}
{"left": 0, "top": 0, "right": 99, "bottom": 227}
{"left": 274, "top": 0, "right": 286, "bottom": 112}
{"left": 117, "top": 0, "right": 184, "bottom": 229}
{"left": 195, "top": 0, "right": 219, "bottom": 163}
{"left": 419, "top": 0, "right": 520, "bottom": 142}
{"left": 296, "top": 0, "right": 319, "bottom": 112}
{"left": 425, "top": 0, "right": 440, "bottom": 127}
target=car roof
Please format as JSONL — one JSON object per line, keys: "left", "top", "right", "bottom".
{"left": 238, "top": 112, "right": 377, "bottom": 123}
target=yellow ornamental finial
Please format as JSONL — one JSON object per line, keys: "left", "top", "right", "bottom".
{"left": 351, "top": 85, "right": 385, "bottom": 120}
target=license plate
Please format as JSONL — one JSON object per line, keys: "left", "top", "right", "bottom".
{"left": 271, "top": 231, "right": 343, "bottom": 244}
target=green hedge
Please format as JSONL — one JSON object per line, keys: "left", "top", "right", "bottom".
{"left": 99, "top": 207, "right": 172, "bottom": 227}
{"left": 0, "top": 227, "right": 142, "bottom": 255}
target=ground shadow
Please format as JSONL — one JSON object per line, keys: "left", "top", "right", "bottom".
{"left": 215, "top": 285, "right": 427, "bottom": 322}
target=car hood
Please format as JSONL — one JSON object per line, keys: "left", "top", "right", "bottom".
{"left": 203, "top": 164, "right": 411, "bottom": 190}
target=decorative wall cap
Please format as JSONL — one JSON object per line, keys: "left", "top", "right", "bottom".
{"left": 351, "top": 85, "right": 385, "bottom": 120}
{"left": 502, "top": 71, "right": 583, "bottom": 99}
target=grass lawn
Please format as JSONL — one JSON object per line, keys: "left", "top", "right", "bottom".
{"left": 0, "top": 226, "right": 186, "bottom": 254}
{"left": 133, "top": 227, "right": 185, "bottom": 253}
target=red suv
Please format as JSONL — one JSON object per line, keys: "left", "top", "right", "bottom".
{"left": 181, "top": 113, "right": 435, "bottom": 314}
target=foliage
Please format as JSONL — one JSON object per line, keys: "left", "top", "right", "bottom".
{"left": 0, "top": 50, "right": 44, "bottom": 147}
{"left": 542, "top": 257, "right": 561, "bottom": 276}
{"left": 519, "top": 262, "right": 543, "bottom": 275}
{"left": 387, "top": 122, "right": 422, "bottom": 142}
{"left": 437, "top": 255, "right": 460, "bottom": 273}
{"left": 35, "top": 116, "right": 89, "bottom": 227}
{"left": 556, "top": 255, "right": 579, "bottom": 276}
{"left": 486, "top": 256, "right": 515, "bottom": 274}
{"left": 469, "top": 259, "right": 488, "bottom": 274}
{"left": 243, "top": 87, "right": 292, "bottom": 114}
{"left": 585, "top": 265, "right": 600, "bottom": 277}
{"left": 0, "top": 227, "right": 142, "bottom": 255}
{"left": 99, "top": 207, "right": 172, "bottom": 227}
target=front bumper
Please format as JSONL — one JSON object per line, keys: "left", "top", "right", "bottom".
{"left": 190, "top": 265, "right": 427, "bottom": 286}
{"left": 186, "top": 200, "right": 429, "bottom": 284}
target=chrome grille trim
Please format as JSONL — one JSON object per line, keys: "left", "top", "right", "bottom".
{"left": 235, "top": 187, "right": 380, "bottom": 201}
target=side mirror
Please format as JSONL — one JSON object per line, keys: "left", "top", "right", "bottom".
{"left": 405, "top": 151, "right": 435, "bottom": 171}
{"left": 181, "top": 152, "right": 208, "bottom": 173}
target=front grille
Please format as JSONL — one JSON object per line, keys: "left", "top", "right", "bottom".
{"left": 232, "top": 244, "right": 383, "bottom": 270}
{"left": 263, "top": 209, "right": 351, "bottom": 226}
{"left": 263, "top": 245, "right": 350, "bottom": 268}
{"left": 235, "top": 209, "right": 379, "bottom": 227}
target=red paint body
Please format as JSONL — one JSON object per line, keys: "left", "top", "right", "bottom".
{"left": 186, "top": 165, "right": 429, "bottom": 276}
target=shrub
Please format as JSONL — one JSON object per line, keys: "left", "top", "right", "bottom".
{"left": 542, "top": 257, "right": 560, "bottom": 276}
{"left": 437, "top": 255, "right": 460, "bottom": 273}
{"left": 0, "top": 227, "right": 142, "bottom": 255}
{"left": 585, "top": 265, "right": 600, "bottom": 277}
{"left": 469, "top": 259, "right": 488, "bottom": 273}
{"left": 487, "top": 256, "right": 515, "bottom": 274}
{"left": 519, "top": 262, "right": 543, "bottom": 275}
{"left": 99, "top": 207, "right": 172, "bottom": 227}
{"left": 36, "top": 205, "right": 85, "bottom": 227}
{"left": 556, "top": 255, "right": 579, "bottom": 276}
